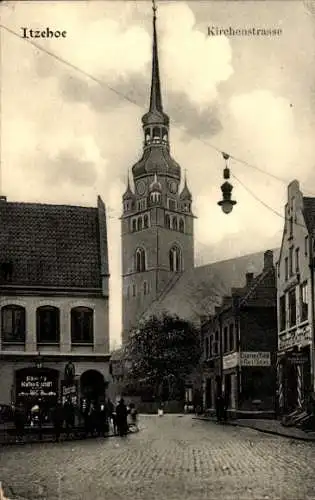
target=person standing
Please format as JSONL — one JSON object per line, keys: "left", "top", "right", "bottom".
{"left": 116, "top": 398, "right": 128, "bottom": 437}
{"left": 52, "top": 400, "right": 64, "bottom": 442}
{"left": 14, "top": 402, "right": 26, "bottom": 443}
{"left": 64, "top": 397, "right": 75, "bottom": 439}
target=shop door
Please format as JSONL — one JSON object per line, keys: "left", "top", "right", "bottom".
{"left": 225, "top": 374, "right": 232, "bottom": 408}
{"left": 205, "top": 378, "right": 212, "bottom": 409}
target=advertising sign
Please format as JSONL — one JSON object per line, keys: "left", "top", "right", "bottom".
{"left": 16, "top": 369, "right": 58, "bottom": 401}
{"left": 223, "top": 352, "right": 239, "bottom": 370}
{"left": 61, "top": 381, "right": 78, "bottom": 405}
{"left": 240, "top": 352, "right": 271, "bottom": 367}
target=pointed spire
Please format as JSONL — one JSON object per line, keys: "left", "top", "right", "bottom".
{"left": 180, "top": 169, "right": 192, "bottom": 201}
{"left": 123, "top": 171, "right": 135, "bottom": 200}
{"left": 150, "top": 0, "right": 163, "bottom": 113}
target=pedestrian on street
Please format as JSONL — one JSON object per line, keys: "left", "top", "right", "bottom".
{"left": 64, "top": 397, "right": 75, "bottom": 439}
{"left": 14, "top": 402, "right": 26, "bottom": 443}
{"left": 106, "top": 398, "right": 116, "bottom": 435}
{"left": 116, "top": 398, "right": 128, "bottom": 437}
{"left": 52, "top": 400, "right": 64, "bottom": 442}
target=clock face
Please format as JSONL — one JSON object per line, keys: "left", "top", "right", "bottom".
{"left": 137, "top": 181, "right": 146, "bottom": 195}
{"left": 169, "top": 181, "right": 177, "bottom": 194}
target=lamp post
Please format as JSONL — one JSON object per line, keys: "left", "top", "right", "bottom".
{"left": 218, "top": 153, "right": 237, "bottom": 215}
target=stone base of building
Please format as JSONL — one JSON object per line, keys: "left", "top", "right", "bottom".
{"left": 0, "top": 353, "right": 111, "bottom": 422}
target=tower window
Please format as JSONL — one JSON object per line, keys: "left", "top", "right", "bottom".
{"left": 165, "top": 214, "right": 171, "bottom": 229}
{"left": 143, "top": 214, "right": 149, "bottom": 228}
{"left": 132, "top": 219, "right": 137, "bottom": 232}
{"left": 173, "top": 217, "right": 178, "bottom": 231}
{"left": 150, "top": 192, "right": 161, "bottom": 204}
{"left": 153, "top": 126, "right": 161, "bottom": 140}
{"left": 135, "top": 248, "right": 146, "bottom": 272}
{"left": 168, "top": 199, "right": 177, "bottom": 211}
{"left": 179, "top": 218, "right": 185, "bottom": 233}
{"left": 132, "top": 284, "right": 136, "bottom": 296}
{"left": 137, "top": 199, "right": 147, "bottom": 211}
{"left": 169, "top": 246, "right": 182, "bottom": 273}
{"left": 143, "top": 281, "right": 148, "bottom": 295}
{"left": 137, "top": 217, "right": 143, "bottom": 231}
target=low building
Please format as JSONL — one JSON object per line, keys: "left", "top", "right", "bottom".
{"left": 0, "top": 195, "right": 110, "bottom": 420}
{"left": 277, "top": 180, "right": 315, "bottom": 415}
{"left": 201, "top": 250, "right": 277, "bottom": 415}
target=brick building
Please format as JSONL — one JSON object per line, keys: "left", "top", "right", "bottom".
{"left": 277, "top": 180, "right": 315, "bottom": 415}
{"left": 0, "top": 195, "right": 111, "bottom": 419}
{"left": 201, "top": 250, "right": 277, "bottom": 415}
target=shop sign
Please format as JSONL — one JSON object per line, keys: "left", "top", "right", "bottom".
{"left": 240, "top": 352, "right": 271, "bottom": 367}
{"left": 16, "top": 369, "right": 58, "bottom": 400}
{"left": 61, "top": 381, "right": 78, "bottom": 405}
{"left": 287, "top": 353, "right": 309, "bottom": 365}
{"left": 223, "top": 352, "right": 239, "bottom": 370}
{"left": 279, "top": 325, "right": 311, "bottom": 351}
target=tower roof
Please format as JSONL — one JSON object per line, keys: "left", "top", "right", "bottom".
{"left": 122, "top": 174, "right": 135, "bottom": 200}
{"left": 180, "top": 175, "right": 192, "bottom": 201}
{"left": 142, "top": 2, "right": 169, "bottom": 127}
{"left": 149, "top": 173, "right": 162, "bottom": 193}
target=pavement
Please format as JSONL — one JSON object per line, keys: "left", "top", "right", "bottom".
{"left": 1, "top": 414, "right": 315, "bottom": 500}
{"left": 194, "top": 415, "right": 315, "bottom": 441}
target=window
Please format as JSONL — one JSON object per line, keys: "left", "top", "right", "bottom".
{"left": 132, "top": 284, "right": 136, "bottom": 296}
{"left": 71, "top": 307, "right": 93, "bottom": 344}
{"left": 205, "top": 337, "right": 209, "bottom": 358}
{"left": 213, "top": 331, "right": 219, "bottom": 355}
{"left": 279, "top": 295, "right": 286, "bottom": 331}
{"left": 168, "top": 199, "right": 177, "bottom": 211}
{"left": 300, "top": 282, "right": 308, "bottom": 323}
{"left": 285, "top": 257, "right": 288, "bottom": 281}
{"left": 289, "top": 216, "right": 293, "bottom": 237}
{"left": 179, "top": 218, "right": 185, "bottom": 233}
{"left": 143, "top": 214, "right": 149, "bottom": 229}
{"left": 137, "top": 217, "right": 143, "bottom": 231}
{"left": 135, "top": 248, "right": 146, "bottom": 272}
{"left": 209, "top": 336, "right": 213, "bottom": 358}
{"left": 132, "top": 219, "right": 137, "bottom": 232}
{"left": 137, "top": 199, "right": 146, "bottom": 211}
{"left": 223, "top": 327, "right": 228, "bottom": 353}
{"left": 143, "top": 281, "right": 148, "bottom": 295}
{"left": 305, "top": 236, "right": 309, "bottom": 256}
{"left": 1, "top": 305, "right": 25, "bottom": 343}
{"left": 289, "top": 247, "right": 293, "bottom": 277}
{"left": 165, "top": 214, "right": 171, "bottom": 229}
{"left": 37, "top": 306, "right": 60, "bottom": 343}
{"left": 173, "top": 217, "right": 178, "bottom": 231}
{"left": 229, "top": 324, "right": 235, "bottom": 351}
{"left": 295, "top": 248, "right": 300, "bottom": 273}
{"left": 151, "top": 192, "right": 161, "bottom": 204}
{"left": 169, "top": 246, "right": 182, "bottom": 272}
{"left": 288, "top": 289, "right": 296, "bottom": 327}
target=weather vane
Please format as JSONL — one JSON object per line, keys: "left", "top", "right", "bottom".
{"left": 152, "top": 0, "right": 157, "bottom": 17}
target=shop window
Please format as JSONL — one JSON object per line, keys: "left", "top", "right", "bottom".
{"left": 279, "top": 295, "right": 286, "bottom": 331}
{"left": 71, "top": 307, "right": 93, "bottom": 344}
{"left": 1, "top": 305, "right": 26, "bottom": 343}
{"left": 288, "top": 289, "right": 296, "bottom": 327}
{"left": 300, "top": 282, "right": 308, "bottom": 323}
{"left": 37, "top": 306, "right": 60, "bottom": 343}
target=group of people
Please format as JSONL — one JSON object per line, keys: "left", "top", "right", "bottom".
{"left": 12, "top": 397, "right": 138, "bottom": 442}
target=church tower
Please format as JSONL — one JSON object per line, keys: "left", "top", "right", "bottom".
{"left": 121, "top": 1, "right": 194, "bottom": 344}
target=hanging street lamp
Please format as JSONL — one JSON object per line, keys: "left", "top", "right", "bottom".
{"left": 218, "top": 152, "right": 237, "bottom": 215}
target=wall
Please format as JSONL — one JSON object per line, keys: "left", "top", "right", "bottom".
{"left": 0, "top": 294, "right": 110, "bottom": 354}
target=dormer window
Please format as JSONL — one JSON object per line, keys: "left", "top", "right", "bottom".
{"left": 168, "top": 199, "right": 177, "bottom": 211}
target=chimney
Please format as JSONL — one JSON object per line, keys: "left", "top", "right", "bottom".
{"left": 246, "top": 272, "right": 254, "bottom": 287}
{"left": 264, "top": 250, "right": 274, "bottom": 271}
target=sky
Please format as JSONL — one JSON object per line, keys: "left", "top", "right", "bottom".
{"left": 1, "top": 0, "right": 315, "bottom": 349}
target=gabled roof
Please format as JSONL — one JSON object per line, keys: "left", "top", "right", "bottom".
{"left": 303, "top": 197, "right": 315, "bottom": 235}
{"left": 145, "top": 248, "right": 279, "bottom": 321}
{"left": 0, "top": 197, "right": 108, "bottom": 289}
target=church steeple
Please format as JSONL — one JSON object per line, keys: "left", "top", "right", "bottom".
{"left": 142, "top": 1, "right": 169, "bottom": 134}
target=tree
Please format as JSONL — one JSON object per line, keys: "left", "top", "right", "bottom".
{"left": 124, "top": 313, "right": 202, "bottom": 400}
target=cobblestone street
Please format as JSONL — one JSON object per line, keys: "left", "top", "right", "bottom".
{"left": 1, "top": 415, "right": 315, "bottom": 500}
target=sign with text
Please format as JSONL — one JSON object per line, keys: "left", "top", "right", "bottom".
{"left": 240, "top": 352, "right": 271, "bottom": 367}
{"left": 279, "top": 325, "right": 311, "bottom": 351}
{"left": 16, "top": 368, "right": 58, "bottom": 401}
{"left": 223, "top": 352, "right": 239, "bottom": 370}
{"left": 61, "top": 381, "right": 78, "bottom": 406}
